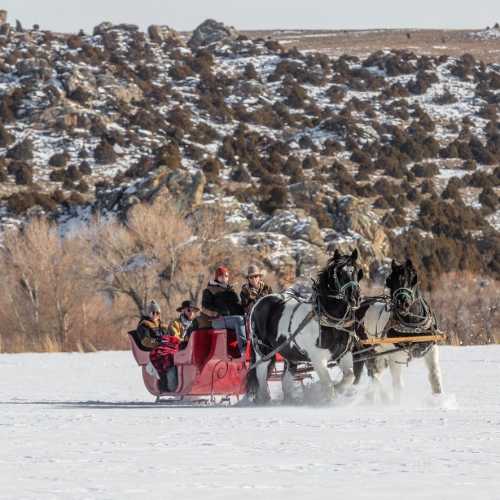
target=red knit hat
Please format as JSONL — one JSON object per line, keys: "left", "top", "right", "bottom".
{"left": 215, "top": 266, "right": 229, "bottom": 278}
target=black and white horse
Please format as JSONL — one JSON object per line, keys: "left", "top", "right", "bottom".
{"left": 246, "top": 249, "right": 363, "bottom": 404}
{"left": 354, "top": 259, "right": 443, "bottom": 402}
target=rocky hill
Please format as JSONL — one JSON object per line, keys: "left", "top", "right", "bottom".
{"left": 0, "top": 15, "right": 499, "bottom": 286}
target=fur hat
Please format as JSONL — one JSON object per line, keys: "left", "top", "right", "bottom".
{"left": 246, "top": 264, "right": 263, "bottom": 278}
{"left": 146, "top": 300, "right": 161, "bottom": 317}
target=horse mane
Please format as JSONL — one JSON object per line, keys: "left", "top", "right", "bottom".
{"left": 316, "top": 254, "right": 351, "bottom": 295}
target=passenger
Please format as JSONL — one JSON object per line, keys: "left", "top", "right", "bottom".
{"left": 201, "top": 266, "right": 247, "bottom": 354}
{"left": 137, "top": 300, "right": 179, "bottom": 392}
{"left": 136, "top": 300, "right": 167, "bottom": 349}
{"left": 240, "top": 264, "right": 273, "bottom": 314}
{"left": 168, "top": 300, "right": 200, "bottom": 340}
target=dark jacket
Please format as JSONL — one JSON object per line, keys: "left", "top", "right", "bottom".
{"left": 136, "top": 316, "right": 168, "bottom": 350}
{"left": 240, "top": 281, "right": 273, "bottom": 313}
{"left": 202, "top": 280, "right": 244, "bottom": 317}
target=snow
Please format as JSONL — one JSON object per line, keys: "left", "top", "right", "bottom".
{"left": 1, "top": 347, "right": 499, "bottom": 499}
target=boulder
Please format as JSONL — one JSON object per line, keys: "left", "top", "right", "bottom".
{"left": 188, "top": 19, "right": 239, "bottom": 49}
{"left": 106, "top": 82, "right": 143, "bottom": 104}
{"left": 259, "top": 209, "right": 324, "bottom": 247}
{"left": 147, "top": 25, "right": 184, "bottom": 46}
{"left": 63, "top": 68, "right": 96, "bottom": 96}
{"left": 0, "top": 10, "right": 7, "bottom": 24}
{"left": 332, "top": 195, "right": 383, "bottom": 241}
{"left": 143, "top": 168, "right": 206, "bottom": 211}
{"left": 93, "top": 22, "right": 113, "bottom": 36}
{"left": 0, "top": 23, "right": 10, "bottom": 36}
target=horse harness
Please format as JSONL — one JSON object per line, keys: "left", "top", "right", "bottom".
{"left": 250, "top": 289, "right": 359, "bottom": 371}
{"left": 361, "top": 289, "right": 439, "bottom": 364}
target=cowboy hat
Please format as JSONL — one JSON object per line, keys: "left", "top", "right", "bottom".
{"left": 246, "top": 264, "right": 263, "bottom": 278}
{"left": 176, "top": 300, "right": 200, "bottom": 312}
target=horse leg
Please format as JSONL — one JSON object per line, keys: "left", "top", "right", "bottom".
{"left": 282, "top": 361, "right": 303, "bottom": 403}
{"left": 366, "top": 358, "right": 390, "bottom": 403}
{"left": 353, "top": 358, "right": 364, "bottom": 385}
{"left": 254, "top": 357, "right": 273, "bottom": 404}
{"left": 424, "top": 345, "right": 443, "bottom": 394}
{"left": 309, "top": 350, "right": 335, "bottom": 401}
{"left": 334, "top": 352, "right": 355, "bottom": 394}
{"left": 388, "top": 357, "right": 404, "bottom": 403}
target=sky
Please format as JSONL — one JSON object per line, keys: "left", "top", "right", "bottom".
{"left": 2, "top": 0, "right": 500, "bottom": 33}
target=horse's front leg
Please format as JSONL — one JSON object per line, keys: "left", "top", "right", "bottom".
{"left": 424, "top": 345, "right": 443, "bottom": 394}
{"left": 309, "top": 349, "right": 335, "bottom": 401}
{"left": 388, "top": 356, "right": 404, "bottom": 403}
{"left": 366, "top": 357, "right": 391, "bottom": 404}
{"left": 334, "top": 352, "right": 355, "bottom": 394}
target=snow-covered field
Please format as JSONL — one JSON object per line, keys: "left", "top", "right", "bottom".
{"left": 1, "top": 347, "right": 499, "bottom": 500}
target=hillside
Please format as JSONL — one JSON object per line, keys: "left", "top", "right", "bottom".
{"left": 0, "top": 16, "right": 499, "bottom": 285}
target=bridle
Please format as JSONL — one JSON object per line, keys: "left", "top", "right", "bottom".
{"left": 392, "top": 286, "right": 416, "bottom": 310}
{"left": 313, "top": 260, "right": 361, "bottom": 336}
{"left": 325, "top": 262, "right": 360, "bottom": 306}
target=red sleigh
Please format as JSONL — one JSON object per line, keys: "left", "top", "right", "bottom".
{"left": 129, "top": 328, "right": 248, "bottom": 403}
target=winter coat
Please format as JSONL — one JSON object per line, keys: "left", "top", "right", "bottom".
{"left": 167, "top": 315, "right": 192, "bottom": 340}
{"left": 240, "top": 281, "right": 273, "bottom": 313}
{"left": 136, "top": 316, "right": 168, "bottom": 350}
{"left": 201, "top": 280, "right": 244, "bottom": 318}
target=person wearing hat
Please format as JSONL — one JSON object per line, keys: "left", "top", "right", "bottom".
{"left": 136, "top": 299, "right": 181, "bottom": 393}
{"left": 240, "top": 264, "right": 273, "bottom": 314}
{"left": 200, "top": 266, "right": 246, "bottom": 354}
{"left": 167, "top": 300, "right": 200, "bottom": 340}
{"left": 136, "top": 300, "right": 168, "bottom": 350}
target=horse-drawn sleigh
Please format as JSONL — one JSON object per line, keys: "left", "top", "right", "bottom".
{"left": 129, "top": 250, "right": 446, "bottom": 404}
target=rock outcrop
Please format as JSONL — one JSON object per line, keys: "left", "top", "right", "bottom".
{"left": 147, "top": 25, "right": 184, "bottom": 46}
{"left": 188, "top": 19, "right": 239, "bottom": 49}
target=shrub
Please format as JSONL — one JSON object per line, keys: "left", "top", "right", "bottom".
{"left": 6, "top": 139, "right": 33, "bottom": 161}
{"left": 15, "top": 163, "right": 33, "bottom": 185}
{"left": 65, "top": 165, "right": 81, "bottom": 181}
{"left": 201, "top": 157, "right": 223, "bottom": 182}
{"left": 168, "top": 62, "right": 194, "bottom": 80}
{"left": 374, "top": 178, "right": 398, "bottom": 197}
{"left": 411, "top": 162, "right": 438, "bottom": 178}
{"left": 478, "top": 186, "right": 499, "bottom": 210}
{"left": 94, "top": 140, "right": 117, "bottom": 165}
{"left": 49, "top": 169, "right": 65, "bottom": 182}
{"left": 0, "top": 124, "right": 14, "bottom": 147}
{"left": 302, "top": 155, "right": 318, "bottom": 170}
{"left": 433, "top": 88, "right": 458, "bottom": 105}
{"left": 167, "top": 106, "right": 192, "bottom": 131}
{"left": 155, "top": 142, "right": 182, "bottom": 169}
{"left": 260, "top": 184, "right": 288, "bottom": 213}
{"left": 79, "top": 161, "right": 92, "bottom": 175}
{"left": 76, "top": 180, "right": 90, "bottom": 193}
{"left": 49, "top": 152, "right": 70, "bottom": 168}
{"left": 8, "top": 192, "right": 36, "bottom": 213}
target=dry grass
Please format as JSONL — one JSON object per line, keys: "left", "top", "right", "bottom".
{"left": 241, "top": 28, "right": 500, "bottom": 64}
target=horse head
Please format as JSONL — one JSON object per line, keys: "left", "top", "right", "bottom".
{"left": 317, "top": 248, "right": 364, "bottom": 310}
{"left": 386, "top": 258, "right": 419, "bottom": 314}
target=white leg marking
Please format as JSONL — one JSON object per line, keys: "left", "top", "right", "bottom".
{"left": 424, "top": 345, "right": 443, "bottom": 394}
{"left": 256, "top": 359, "right": 272, "bottom": 403}
{"left": 389, "top": 356, "right": 404, "bottom": 403}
